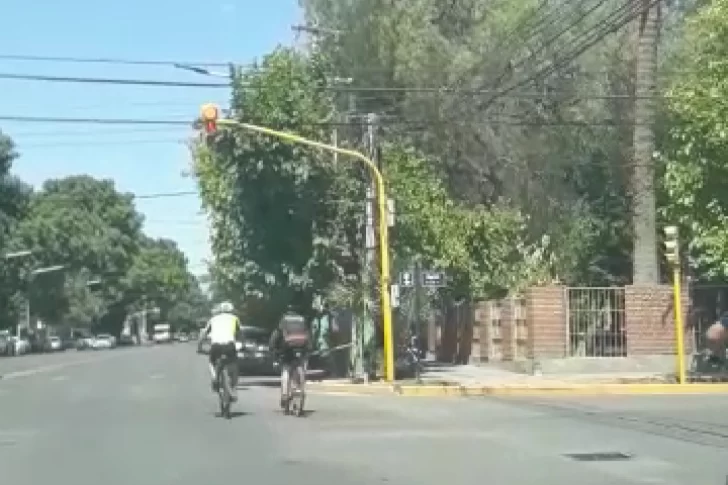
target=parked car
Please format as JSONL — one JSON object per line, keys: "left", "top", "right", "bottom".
{"left": 92, "top": 334, "right": 116, "bottom": 350}
{"left": 236, "top": 326, "right": 277, "bottom": 376}
{"left": 76, "top": 336, "right": 94, "bottom": 350}
{"left": 45, "top": 336, "right": 63, "bottom": 352}
{"left": 0, "top": 332, "right": 11, "bottom": 356}
{"left": 118, "top": 334, "right": 135, "bottom": 346}
{"left": 13, "top": 337, "right": 31, "bottom": 356}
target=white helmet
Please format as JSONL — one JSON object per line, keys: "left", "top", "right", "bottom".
{"left": 218, "top": 301, "right": 234, "bottom": 314}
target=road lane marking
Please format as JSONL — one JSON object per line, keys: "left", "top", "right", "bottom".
{"left": 51, "top": 375, "right": 68, "bottom": 381}
{"left": 150, "top": 373, "right": 164, "bottom": 379}
{"left": 0, "top": 349, "right": 148, "bottom": 380}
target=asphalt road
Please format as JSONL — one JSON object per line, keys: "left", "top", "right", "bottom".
{"left": 0, "top": 346, "right": 137, "bottom": 377}
{"left": 1, "top": 346, "right": 727, "bottom": 485}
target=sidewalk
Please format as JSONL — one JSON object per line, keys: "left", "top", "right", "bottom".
{"left": 307, "top": 363, "right": 728, "bottom": 397}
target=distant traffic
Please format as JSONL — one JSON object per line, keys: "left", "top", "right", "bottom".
{"left": 0, "top": 326, "right": 197, "bottom": 358}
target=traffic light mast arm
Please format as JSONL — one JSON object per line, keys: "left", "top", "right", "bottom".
{"left": 196, "top": 104, "right": 396, "bottom": 382}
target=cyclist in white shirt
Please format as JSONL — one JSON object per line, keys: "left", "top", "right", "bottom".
{"left": 200, "top": 301, "right": 242, "bottom": 399}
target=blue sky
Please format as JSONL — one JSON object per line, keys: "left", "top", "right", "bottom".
{"left": 0, "top": 0, "right": 302, "bottom": 276}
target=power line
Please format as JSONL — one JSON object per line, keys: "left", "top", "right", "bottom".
{"left": 477, "top": 0, "right": 655, "bottom": 110}
{"left": 18, "top": 138, "right": 184, "bottom": 148}
{"left": 0, "top": 70, "right": 686, "bottom": 100}
{"left": 508, "top": 0, "right": 610, "bottom": 74}
{"left": 137, "top": 190, "right": 198, "bottom": 200}
{"left": 33, "top": 190, "right": 198, "bottom": 201}
{"left": 0, "top": 113, "right": 663, "bottom": 130}
{"left": 9, "top": 127, "right": 186, "bottom": 138}
{"left": 0, "top": 115, "right": 189, "bottom": 126}
{"left": 0, "top": 72, "right": 229, "bottom": 88}
{"left": 0, "top": 53, "right": 233, "bottom": 68}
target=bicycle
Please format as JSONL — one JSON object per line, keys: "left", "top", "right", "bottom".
{"left": 215, "top": 353, "right": 235, "bottom": 419}
{"left": 281, "top": 349, "right": 306, "bottom": 417}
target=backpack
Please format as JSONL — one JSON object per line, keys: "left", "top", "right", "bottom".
{"left": 281, "top": 314, "right": 308, "bottom": 348}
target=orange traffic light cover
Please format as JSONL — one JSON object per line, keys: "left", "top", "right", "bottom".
{"left": 200, "top": 103, "right": 219, "bottom": 122}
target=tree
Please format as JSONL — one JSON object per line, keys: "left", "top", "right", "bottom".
{"left": 0, "top": 130, "right": 32, "bottom": 329}
{"left": 193, "top": 48, "right": 343, "bottom": 323}
{"left": 10, "top": 175, "right": 144, "bottom": 327}
{"left": 298, "top": 0, "right": 651, "bottom": 285}
{"left": 167, "top": 276, "right": 210, "bottom": 331}
{"left": 124, "top": 237, "right": 194, "bottom": 321}
{"left": 383, "top": 144, "right": 548, "bottom": 298}
{"left": 659, "top": 0, "right": 728, "bottom": 280}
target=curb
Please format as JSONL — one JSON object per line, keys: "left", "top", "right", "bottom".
{"left": 395, "top": 383, "right": 728, "bottom": 397}
{"left": 307, "top": 382, "right": 396, "bottom": 396}
{"left": 307, "top": 381, "right": 728, "bottom": 397}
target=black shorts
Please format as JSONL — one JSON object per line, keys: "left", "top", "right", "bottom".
{"left": 209, "top": 342, "right": 237, "bottom": 367}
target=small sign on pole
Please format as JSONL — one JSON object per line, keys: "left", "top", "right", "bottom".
{"left": 390, "top": 284, "right": 400, "bottom": 308}
{"left": 399, "top": 271, "right": 414, "bottom": 288}
{"left": 421, "top": 271, "right": 446, "bottom": 288}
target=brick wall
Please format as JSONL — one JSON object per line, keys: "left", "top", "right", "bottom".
{"left": 472, "top": 298, "right": 530, "bottom": 362}
{"left": 468, "top": 284, "right": 692, "bottom": 363}
{"left": 625, "top": 285, "right": 692, "bottom": 355}
{"left": 526, "top": 286, "right": 568, "bottom": 358}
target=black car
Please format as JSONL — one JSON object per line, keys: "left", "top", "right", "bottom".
{"left": 237, "top": 326, "right": 277, "bottom": 376}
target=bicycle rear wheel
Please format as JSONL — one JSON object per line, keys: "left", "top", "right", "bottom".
{"left": 283, "top": 367, "right": 293, "bottom": 415}
{"left": 293, "top": 364, "right": 306, "bottom": 417}
{"left": 218, "top": 363, "right": 232, "bottom": 419}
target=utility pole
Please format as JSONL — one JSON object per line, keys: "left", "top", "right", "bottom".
{"left": 360, "top": 113, "right": 380, "bottom": 379}
{"left": 413, "top": 259, "right": 423, "bottom": 348}
{"left": 632, "top": 0, "right": 660, "bottom": 284}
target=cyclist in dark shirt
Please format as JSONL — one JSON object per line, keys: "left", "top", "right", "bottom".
{"left": 269, "top": 310, "right": 312, "bottom": 408}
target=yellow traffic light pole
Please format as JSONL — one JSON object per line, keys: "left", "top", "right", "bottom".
{"left": 664, "top": 225, "right": 686, "bottom": 385}
{"left": 199, "top": 105, "right": 396, "bottom": 382}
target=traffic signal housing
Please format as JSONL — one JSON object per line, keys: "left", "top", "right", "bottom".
{"left": 664, "top": 225, "right": 679, "bottom": 266}
{"left": 200, "top": 103, "right": 220, "bottom": 134}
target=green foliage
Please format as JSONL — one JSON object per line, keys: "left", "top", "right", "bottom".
{"left": 0, "top": 131, "right": 32, "bottom": 328}
{"left": 194, "top": 48, "right": 340, "bottom": 321}
{"left": 195, "top": 0, "right": 726, "bottom": 318}
{"left": 659, "top": 0, "right": 728, "bottom": 280}
{"left": 384, "top": 144, "right": 548, "bottom": 297}
{"left": 0, "top": 168, "right": 208, "bottom": 333}
{"left": 299, "top": 0, "right": 640, "bottom": 286}
{"left": 10, "top": 176, "right": 143, "bottom": 324}
{"left": 125, "top": 237, "right": 192, "bottom": 316}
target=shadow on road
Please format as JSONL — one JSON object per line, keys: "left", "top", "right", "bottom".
{"left": 215, "top": 411, "right": 248, "bottom": 419}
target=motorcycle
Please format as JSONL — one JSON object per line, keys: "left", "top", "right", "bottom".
{"left": 396, "top": 335, "right": 425, "bottom": 381}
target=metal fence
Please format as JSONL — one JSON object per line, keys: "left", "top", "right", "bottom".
{"left": 566, "top": 287, "right": 626, "bottom": 357}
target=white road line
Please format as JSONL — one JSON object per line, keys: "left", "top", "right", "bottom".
{"left": 0, "top": 349, "right": 146, "bottom": 380}
{"left": 51, "top": 375, "right": 68, "bottom": 382}
{"left": 149, "top": 374, "right": 164, "bottom": 379}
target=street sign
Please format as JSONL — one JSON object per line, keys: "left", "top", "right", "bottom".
{"left": 399, "top": 271, "right": 414, "bottom": 288}
{"left": 421, "top": 271, "right": 446, "bottom": 288}
{"left": 390, "top": 284, "right": 400, "bottom": 308}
